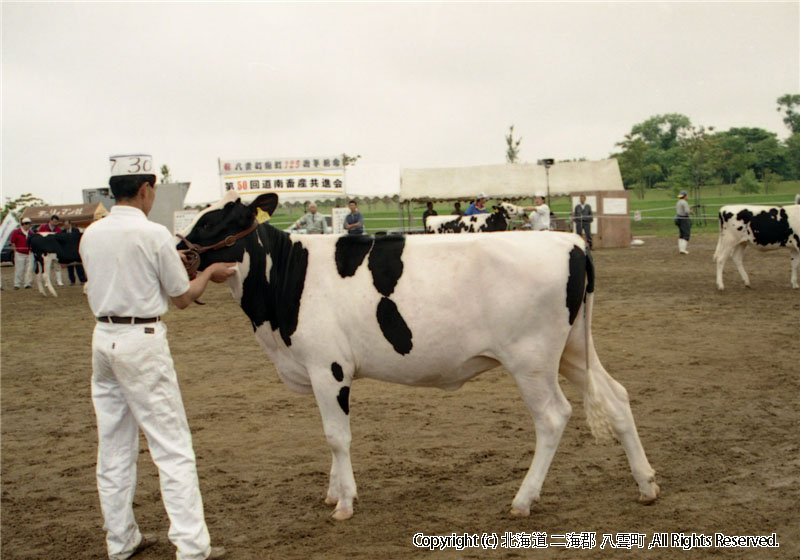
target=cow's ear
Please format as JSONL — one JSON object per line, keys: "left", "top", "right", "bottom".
{"left": 250, "top": 193, "right": 279, "bottom": 217}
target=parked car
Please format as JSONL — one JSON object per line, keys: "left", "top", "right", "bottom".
{"left": 1, "top": 240, "right": 13, "bottom": 264}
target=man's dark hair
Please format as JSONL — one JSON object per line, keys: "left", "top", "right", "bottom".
{"left": 109, "top": 174, "right": 156, "bottom": 201}
{"left": 50, "top": 214, "right": 59, "bottom": 221}
{"left": 349, "top": 199, "right": 357, "bottom": 205}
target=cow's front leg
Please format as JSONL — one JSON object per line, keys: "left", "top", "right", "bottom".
{"left": 790, "top": 251, "right": 799, "bottom": 289}
{"left": 310, "top": 364, "right": 357, "bottom": 520}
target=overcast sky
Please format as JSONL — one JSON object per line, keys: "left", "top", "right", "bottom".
{"left": 2, "top": 1, "right": 798, "bottom": 205}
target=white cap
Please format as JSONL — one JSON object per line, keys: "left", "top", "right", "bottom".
{"left": 477, "top": 192, "right": 488, "bottom": 200}
{"left": 21, "top": 217, "right": 32, "bottom": 224}
{"left": 534, "top": 191, "right": 546, "bottom": 199}
{"left": 110, "top": 154, "right": 154, "bottom": 177}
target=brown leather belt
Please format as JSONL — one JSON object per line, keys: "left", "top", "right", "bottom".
{"left": 97, "top": 316, "right": 161, "bottom": 324}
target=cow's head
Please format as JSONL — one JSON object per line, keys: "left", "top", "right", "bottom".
{"left": 178, "top": 191, "right": 279, "bottom": 272}
{"left": 496, "top": 201, "right": 526, "bottom": 219}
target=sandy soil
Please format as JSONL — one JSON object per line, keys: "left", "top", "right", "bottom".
{"left": 1, "top": 233, "right": 798, "bottom": 559}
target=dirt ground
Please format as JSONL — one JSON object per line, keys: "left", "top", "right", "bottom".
{"left": 1, "top": 233, "right": 798, "bottom": 559}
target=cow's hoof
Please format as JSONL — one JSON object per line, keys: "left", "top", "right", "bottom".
{"left": 325, "top": 495, "right": 337, "bottom": 506}
{"left": 509, "top": 506, "right": 530, "bottom": 517}
{"left": 331, "top": 508, "right": 353, "bottom": 521}
{"left": 638, "top": 484, "right": 660, "bottom": 504}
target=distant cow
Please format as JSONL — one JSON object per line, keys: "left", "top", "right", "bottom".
{"left": 177, "top": 192, "right": 659, "bottom": 521}
{"left": 713, "top": 204, "right": 800, "bottom": 290}
{"left": 28, "top": 230, "right": 83, "bottom": 296}
{"left": 425, "top": 202, "right": 526, "bottom": 233}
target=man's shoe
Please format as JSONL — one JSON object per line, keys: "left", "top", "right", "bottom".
{"left": 24, "top": 285, "right": 31, "bottom": 289}
{"left": 207, "top": 546, "right": 227, "bottom": 559}
{"left": 128, "top": 534, "right": 158, "bottom": 558}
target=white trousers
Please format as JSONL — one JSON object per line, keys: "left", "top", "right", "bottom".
{"left": 13, "top": 252, "right": 33, "bottom": 287}
{"left": 91, "top": 322, "right": 211, "bottom": 560}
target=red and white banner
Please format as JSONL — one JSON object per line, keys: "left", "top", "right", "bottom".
{"left": 219, "top": 155, "right": 345, "bottom": 197}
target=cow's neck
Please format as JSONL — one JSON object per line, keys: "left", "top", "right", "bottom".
{"left": 238, "top": 223, "right": 308, "bottom": 347}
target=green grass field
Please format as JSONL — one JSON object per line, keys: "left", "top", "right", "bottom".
{"left": 267, "top": 180, "right": 800, "bottom": 238}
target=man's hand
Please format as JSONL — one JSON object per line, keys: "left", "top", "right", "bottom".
{"left": 207, "top": 262, "right": 236, "bottom": 283}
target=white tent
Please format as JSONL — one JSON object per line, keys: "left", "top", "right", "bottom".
{"left": 399, "top": 159, "right": 624, "bottom": 201}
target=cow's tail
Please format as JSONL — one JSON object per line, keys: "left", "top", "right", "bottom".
{"left": 579, "top": 251, "right": 615, "bottom": 442}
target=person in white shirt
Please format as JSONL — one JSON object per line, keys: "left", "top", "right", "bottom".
{"left": 80, "top": 154, "right": 233, "bottom": 560}
{"left": 523, "top": 193, "right": 551, "bottom": 231}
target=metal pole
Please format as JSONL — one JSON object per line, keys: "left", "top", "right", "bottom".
{"left": 545, "top": 166, "right": 551, "bottom": 206}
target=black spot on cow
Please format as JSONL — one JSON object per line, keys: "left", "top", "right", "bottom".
{"left": 566, "top": 246, "right": 589, "bottom": 325}
{"left": 368, "top": 236, "right": 405, "bottom": 297}
{"left": 738, "top": 208, "right": 792, "bottom": 247}
{"left": 335, "top": 236, "right": 374, "bottom": 278}
{"left": 239, "top": 225, "right": 308, "bottom": 346}
{"left": 721, "top": 211, "right": 734, "bottom": 224}
{"left": 376, "top": 297, "right": 413, "bottom": 355}
{"left": 331, "top": 362, "right": 344, "bottom": 382}
{"left": 484, "top": 211, "right": 510, "bottom": 232}
{"left": 337, "top": 386, "right": 350, "bottom": 415}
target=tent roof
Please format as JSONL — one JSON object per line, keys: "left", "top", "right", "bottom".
{"left": 20, "top": 203, "right": 108, "bottom": 225}
{"left": 399, "top": 159, "right": 624, "bottom": 201}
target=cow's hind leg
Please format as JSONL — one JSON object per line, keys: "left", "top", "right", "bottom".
{"left": 309, "top": 365, "right": 357, "bottom": 520}
{"left": 790, "top": 250, "right": 799, "bottom": 289}
{"left": 731, "top": 243, "right": 750, "bottom": 288}
{"left": 504, "top": 352, "right": 572, "bottom": 517}
{"left": 559, "top": 322, "right": 659, "bottom": 504}
{"left": 714, "top": 241, "right": 734, "bottom": 290}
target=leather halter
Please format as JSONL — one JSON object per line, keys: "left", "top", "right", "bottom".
{"left": 177, "top": 220, "right": 259, "bottom": 280}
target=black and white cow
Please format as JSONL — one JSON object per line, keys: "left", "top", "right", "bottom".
{"left": 424, "top": 202, "right": 525, "bottom": 233}
{"left": 28, "top": 230, "right": 83, "bottom": 296}
{"left": 713, "top": 204, "right": 800, "bottom": 290}
{"left": 179, "top": 192, "right": 659, "bottom": 520}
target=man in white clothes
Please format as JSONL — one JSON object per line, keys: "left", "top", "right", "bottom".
{"left": 524, "top": 192, "right": 551, "bottom": 231}
{"left": 80, "top": 154, "right": 233, "bottom": 560}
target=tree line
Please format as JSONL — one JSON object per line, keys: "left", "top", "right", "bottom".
{"left": 611, "top": 94, "right": 800, "bottom": 199}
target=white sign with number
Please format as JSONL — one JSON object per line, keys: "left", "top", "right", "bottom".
{"left": 331, "top": 207, "right": 350, "bottom": 235}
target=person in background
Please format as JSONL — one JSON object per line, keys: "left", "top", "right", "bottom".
{"left": 573, "top": 194, "right": 593, "bottom": 248}
{"left": 452, "top": 202, "right": 463, "bottom": 216}
{"left": 62, "top": 219, "right": 87, "bottom": 284}
{"left": 38, "top": 214, "right": 65, "bottom": 286}
{"left": 293, "top": 203, "right": 327, "bottom": 234}
{"left": 523, "top": 192, "right": 551, "bottom": 231}
{"left": 344, "top": 199, "right": 364, "bottom": 235}
{"left": 422, "top": 201, "right": 438, "bottom": 226}
{"left": 80, "top": 154, "right": 231, "bottom": 560}
{"left": 675, "top": 190, "right": 692, "bottom": 254}
{"left": 10, "top": 217, "right": 34, "bottom": 289}
{"left": 465, "top": 193, "right": 488, "bottom": 216}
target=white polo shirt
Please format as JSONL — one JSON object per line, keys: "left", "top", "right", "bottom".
{"left": 80, "top": 205, "right": 190, "bottom": 318}
{"left": 531, "top": 204, "right": 551, "bottom": 231}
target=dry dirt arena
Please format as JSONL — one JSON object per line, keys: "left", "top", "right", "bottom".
{"left": 1, "top": 234, "right": 798, "bottom": 559}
